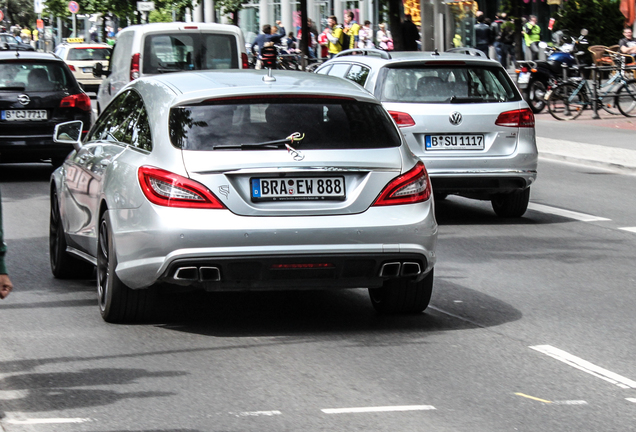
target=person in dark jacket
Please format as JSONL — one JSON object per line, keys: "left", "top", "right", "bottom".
{"left": 402, "top": 14, "right": 420, "bottom": 51}
{"left": 474, "top": 14, "right": 492, "bottom": 58}
{"left": 0, "top": 188, "right": 13, "bottom": 300}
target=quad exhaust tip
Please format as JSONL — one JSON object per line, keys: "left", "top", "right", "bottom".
{"left": 379, "top": 262, "right": 422, "bottom": 278}
{"left": 173, "top": 266, "right": 221, "bottom": 282}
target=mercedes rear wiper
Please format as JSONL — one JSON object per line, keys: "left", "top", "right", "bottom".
{"left": 0, "top": 86, "right": 26, "bottom": 91}
{"left": 213, "top": 132, "right": 305, "bottom": 150}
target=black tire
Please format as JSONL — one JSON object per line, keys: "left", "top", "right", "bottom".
{"left": 491, "top": 187, "right": 531, "bottom": 218}
{"left": 49, "top": 188, "right": 94, "bottom": 279}
{"left": 547, "top": 82, "right": 587, "bottom": 121}
{"left": 97, "top": 212, "right": 155, "bottom": 323}
{"left": 616, "top": 79, "right": 636, "bottom": 117}
{"left": 527, "top": 80, "right": 547, "bottom": 113}
{"left": 369, "top": 269, "right": 434, "bottom": 314}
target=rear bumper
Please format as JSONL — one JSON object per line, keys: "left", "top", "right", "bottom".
{"left": 0, "top": 137, "right": 75, "bottom": 163}
{"left": 430, "top": 171, "right": 536, "bottom": 195}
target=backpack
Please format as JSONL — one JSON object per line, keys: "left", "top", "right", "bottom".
{"left": 340, "top": 26, "right": 351, "bottom": 50}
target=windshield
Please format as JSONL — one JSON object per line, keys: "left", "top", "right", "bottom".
{"left": 67, "top": 47, "right": 112, "bottom": 61}
{"left": 380, "top": 65, "right": 521, "bottom": 103}
{"left": 169, "top": 97, "right": 401, "bottom": 150}
{"left": 142, "top": 33, "right": 238, "bottom": 73}
{"left": 0, "top": 61, "right": 71, "bottom": 91}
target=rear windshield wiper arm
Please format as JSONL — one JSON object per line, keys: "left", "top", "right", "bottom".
{"left": 157, "top": 66, "right": 185, "bottom": 73}
{"left": 450, "top": 96, "right": 485, "bottom": 103}
{"left": 213, "top": 132, "right": 305, "bottom": 150}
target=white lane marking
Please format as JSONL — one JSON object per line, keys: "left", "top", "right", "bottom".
{"left": 5, "top": 418, "right": 90, "bottom": 425}
{"left": 322, "top": 405, "right": 436, "bottom": 414}
{"left": 626, "top": 398, "right": 636, "bottom": 403}
{"left": 234, "top": 411, "right": 282, "bottom": 417}
{"left": 530, "top": 345, "right": 636, "bottom": 389}
{"left": 552, "top": 400, "right": 588, "bottom": 405}
{"left": 619, "top": 227, "right": 636, "bottom": 233}
{"left": 0, "top": 390, "right": 28, "bottom": 400}
{"left": 527, "top": 203, "right": 611, "bottom": 222}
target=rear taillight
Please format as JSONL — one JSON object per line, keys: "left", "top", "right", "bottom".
{"left": 138, "top": 166, "right": 226, "bottom": 209}
{"left": 388, "top": 111, "right": 416, "bottom": 128}
{"left": 60, "top": 93, "right": 91, "bottom": 112}
{"left": 373, "top": 161, "right": 431, "bottom": 206}
{"left": 242, "top": 52, "right": 249, "bottom": 69}
{"left": 130, "top": 53, "right": 140, "bottom": 81}
{"left": 68, "top": 65, "right": 76, "bottom": 71}
{"left": 495, "top": 108, "right": 535, "bottom": 128}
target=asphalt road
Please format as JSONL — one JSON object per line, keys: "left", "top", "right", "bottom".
{"left": 2, "top": 127, "right": 636, "bottom": 431}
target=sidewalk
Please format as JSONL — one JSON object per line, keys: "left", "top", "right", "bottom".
{"left": 535, "top": 110, "right": 636, "bottom": 174}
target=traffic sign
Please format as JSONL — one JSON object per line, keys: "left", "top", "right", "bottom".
{"left": 68, "top": 1, "right": 80, "bottom": 14}
{"left": 37, "top": 19, "right": 44, "bottom": 31}
{"left": 137, "top": 1, "right": 155, "bottom": 11}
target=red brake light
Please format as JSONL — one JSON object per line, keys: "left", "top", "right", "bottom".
{"left": 373, "top": 161, "right": 431, "bottom": 206}
{"left": 183, "top": 26, "right": 198, "bottom": 29}
{"left": 68, "top": 64, "right": 76, "bottom": 71}
{"left": 388, "top": 111, "right": 416, "bottom": 128}
{"left": 138, "top": 166, "right": 226, "bottom": 209}
{"left": 242, "top": 52, "right": 249, "bottom": 69}
{"left": 60, "top": 93, "right": 91, "bottom": 111}
{"left": 495, "top": 108, "right": 535, "bottom": 128}
{"left": 521, "top": 66, "right": 529, "bottom": 73}
{"left": 130, "top": 53, "right": 140, "bottom": 81}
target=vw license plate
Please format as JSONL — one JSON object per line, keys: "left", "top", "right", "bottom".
{"left": 251, "top": 177, "right": 346, "bottom": 202}
{"left": 82, "top": 67, "right": 93, "bottom": 73}
{"left": 425, "top": 135, "right": 484, "bottom": 150}
{"left": 1, "top": 110, "right": 48, "bottom": 121}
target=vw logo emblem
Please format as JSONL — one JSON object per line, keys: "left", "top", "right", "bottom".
{"left": 18, "top": 94, "right": 30, "bottom": 106}
{"left": 449, "top": 111, "right": 462, "bottom": 126}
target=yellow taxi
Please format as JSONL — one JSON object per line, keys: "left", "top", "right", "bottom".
{"left": 55, "top": 40, "right": 112, "bottom": 93}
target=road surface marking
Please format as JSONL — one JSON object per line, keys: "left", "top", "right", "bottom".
{"left": 528, "top": 203, "right": 610, "bottom": 222}
{"left": 5, "top": 418, "right": 90, "bottom": 425}
{"left": 530, "top": 345, "right": 636, "bottom": 389}
{"left": 234, "top": 410, "right": 281, "bottom": 417}
{"left": 626, "top": 398, "right": 636, "bottom": 403}
{"left": 322, "top": 405, "right": 436, "bottom": 414}
{"left": 515, "top": 393, "right": 552, "bottom": 403}
{"left": 619, "top": 227, "right": 636, "bottom": 233}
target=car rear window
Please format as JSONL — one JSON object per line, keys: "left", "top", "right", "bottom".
{"left": 67, "top": 47, "right": 112, "bottom": 61}
{"left": 169, "top": 96, "right": 401, "bottom": 150}
{"left": 0, "top": 61, "right": 72, "bottom": 91}
{"left": 143, "top": 33, "right": 238, "bottom": 74}
{"left": 380, "top": 65, "right": 520, "bottom": 103}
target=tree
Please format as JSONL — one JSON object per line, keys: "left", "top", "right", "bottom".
{"left": 553, "top": 0, "right": 625, "bottom": 47}
{"left": 5, "top": 0, "right": 38, "bottom": 28}
{"left": 215, "top": 0, "right": 242, "bottom": 25}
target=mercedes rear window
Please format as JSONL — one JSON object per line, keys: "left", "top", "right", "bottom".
{"left": 169, "top": 96, "right": 401, "bottom": 150}
{"left": 380, "top": 65, "right": 521, "bottom": 103}
{"left": 0, "top": 61, "right": 72, "bottom": 91}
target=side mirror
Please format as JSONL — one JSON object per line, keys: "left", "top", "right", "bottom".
{"left": 580, "top": 29, "right": 589, "bottom": 36}
{"left": 1, "top": 42, "right": 8, "bottom": 50}
{"left": 93, "top": 62, "right": 110, "bottom": 78}
{"left": 54, "top": 120, "right": 84, "bottom": 151}
{"left": 538, "top": 41, "right": 548, "bottom": 49}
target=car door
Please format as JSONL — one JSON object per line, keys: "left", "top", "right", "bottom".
{"left": 64, "top": 91, "right": 135, "bottom": 252}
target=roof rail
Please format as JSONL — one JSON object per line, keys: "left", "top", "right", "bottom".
{"left": 445, "top": 47, "right": 487, "bottom": 58}
{"left": 334, "top": 48, "right": 391, "bottom": 60}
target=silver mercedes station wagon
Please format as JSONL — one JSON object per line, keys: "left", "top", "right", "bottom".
{"left": 50, "top": 70, "right": 438, "bottom": 323}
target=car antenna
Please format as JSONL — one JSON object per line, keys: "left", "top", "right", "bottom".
{"left": 432, "top": 48, "right": 440, "bottom": 56}
{"left": 263, "top": 67, "right": 276, "bottom": 83}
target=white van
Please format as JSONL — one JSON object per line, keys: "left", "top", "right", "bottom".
{"left": 94, "top": 22, "right": 248, "bottom": 114}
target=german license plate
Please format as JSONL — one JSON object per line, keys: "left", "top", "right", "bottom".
{"left": 518, "top": 72, "right": 531, "bottom": 84}
{"left": 82, "top": 67, "right": 93, "bottom": 73}
{"left": 251, "top": 177, "right": 346, "bottom": 202}
{"left": 425, "top": 135, "right": 484, "bottom": 150}
{"left": 1, "top": 110, "right": 48, "bottom": 121}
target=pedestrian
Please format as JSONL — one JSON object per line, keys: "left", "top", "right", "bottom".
{"left": 474, "top": 14, "right": 491, "bottom": 58}
{"left": 500, "top": 18, "right": 516, "bottom": 69}
{"left": 276, "top": 20, "right": 286, "bottom": 37}
{"left": 491, "top": 12, "right": 506, "bottom": 65}
{"left": 0, "top": 188, "right": 13, "bottom": 300}
{"left": 377, "top": 23, "right": 393, "bottom": 51}
{"left": 358, "top": 20, "right": 375, "bottom": 49}
{"left": 318, "top": 27, "right": 330, "bottom": 59}
{"left": 523, "top": 15, "right": 541, "bottom": 60}
{"left": 326, "top": 16, "right": 344, "bottom": 58}
{"left": 402, "top": 14, "right": 420, "bottom": 51}
{"left": 343, "top": 11, "right": 360, "bottom": 50}
{"left": 251, "top": 24, "right": 284, "bottom": 69}
{"left": 619, "top": 27, "right": 636, "bottom": 55}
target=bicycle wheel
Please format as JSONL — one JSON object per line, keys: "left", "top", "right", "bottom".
{"left": 615, "top": 79, "right": 636, "bottom": 117}
{"left": 547, "top": 82, "right": 587, "bottom": 121}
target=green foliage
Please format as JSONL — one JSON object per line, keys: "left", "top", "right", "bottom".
{"left": 43, "top": 0, "right": 194, "bottom": 23}
{"left": 149, "top": 9, "right": 174, "bottom": 23}
{"left": 6, "top": 0, "right": 38, "bottom": 27}
{"left": 553, "top": 0, "right": 626, "bottom": 47}
{"left": 215, "top": 0, "right": 243, "bottom": 25}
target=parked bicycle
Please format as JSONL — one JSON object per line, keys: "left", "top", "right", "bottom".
{"left": 545, "top": 51, "right": 636, "bottom": 120}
